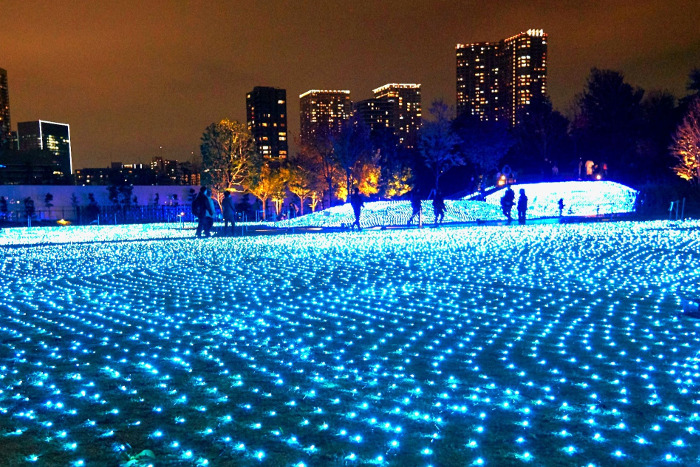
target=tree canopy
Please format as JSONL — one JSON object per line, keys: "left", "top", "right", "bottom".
{"left": 670, "top": 97, "right": 700, "bottom": 184}
{"left": 419, "top": 100, "right": 464, "bottom": 192}
{"left": 200, "top": 119, "right": 255, "bottom": 201}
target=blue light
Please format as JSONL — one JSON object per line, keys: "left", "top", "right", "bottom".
{"left": 0, "top": 219, "right": 698, "bottom": 465}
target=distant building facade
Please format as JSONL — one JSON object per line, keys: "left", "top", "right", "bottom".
{"left": 457, "top": 29, "right": 547, "bottom": 125}
{"left": 17, "top": 120, "right": 73, "bottom": 176}
{"left": 246, "top": 87, "right": 288, "bottom": 159}
{"left": 75, "top": 159, "right": 200, "bottom": 186}
{"left": 299, "top": 89, "right": 352, "bottom": 146}
{"left": 0, "top": 68, "right": 10, "bottom": 148}
{"left": 372, "top": 83, "right": 422, "bottom": 148}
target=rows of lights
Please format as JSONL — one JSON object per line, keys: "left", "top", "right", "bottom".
{"left": 278, "top": 181, "right": 637, "bottom": 229}
{"left": 0, "top": 220, "right": 698, "bottom": 464}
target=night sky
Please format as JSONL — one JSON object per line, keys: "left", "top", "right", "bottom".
{"left": 1, "top": 0, "right": 698, "bottom": 169}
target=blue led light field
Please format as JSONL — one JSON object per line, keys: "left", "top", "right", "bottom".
{"left": 0, "top": 220, "right": 698, "bottom": 465}
{"left": 277, "top": 181, "right": 637, "bottom": 228}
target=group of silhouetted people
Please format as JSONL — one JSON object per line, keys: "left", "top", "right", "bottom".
{"left": 349, "top": 186, "right": 447, "bottom": 230}
{"left": 191, "top": 186, "right": 237, "bottom": 238}
{"left": 501, "top": 186, "right": 528, "bottom": 225}
{"left": 193, "top": 183, "right": 532, "bottom": 236}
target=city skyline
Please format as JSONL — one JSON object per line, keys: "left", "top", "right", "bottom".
{"left": 1, "top": 0, "right": 698, "bottom": 169}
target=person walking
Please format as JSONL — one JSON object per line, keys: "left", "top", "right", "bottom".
{"left": 433, "top": 190, "right": 446, "bottom": 227}
{"left": 350, "top": 187, "right": 364, "bottom": 230}
{"left": 501, "top": 186, "right": 515, "bottom": 224}
{"left": 517, "top": 188, "right": 528, "bottom": 225}
{"left": 222, "top": 190, "right": 236, "bottom": 236}
{"left": 194, "top": 187, "right": 215, "bottom": 237}
{"left": 407, "top": 188, "right": 422, "bottom": 226}
{"left": 558, "top": 198, "right": 564, "bottom": 217}
{"left": 193, "top": 186, "right": 207, "bottom": 237}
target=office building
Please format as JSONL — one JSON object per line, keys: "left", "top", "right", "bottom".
{"left": 17, "top": 120, "right": 73, "bottom": 176}
{"left": 299, "top": 90, "right": 352, "bottom": 146}
{"left": 246, "top": 87, "right": 288, "bottom": 160}
{"left": 0, "top": 68, "right": 10, "bottom": 148}
{"left": 456, "top": 29, "right": 547, "bottom": 125}
{"left": 372, "top": 84, "right": 422, "bottom": 148}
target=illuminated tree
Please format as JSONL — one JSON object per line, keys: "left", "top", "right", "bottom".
{"left": 333, "top": 117, "right": 372, "bottom": 200}
{"left": 384, "top": 167, "right": 413, "bottom": 198}
{"left": 302, "top": 130, "right": 342, "bottom": 209}
{"left": 243, "top": 158, "right": 287, "bottom": 221}
{"left": 670, "top": 98, "right": 700, "bottom": 184}
{"left": 200, "top": 119, "right": 255, "bottom": 204}
{"left": 371, "top": 127, "right": 413, "bottom": 199}
{"left": 287, "top": 152, "right": 323, "bottom": 216}
{"left": 419, "top": 100, "right": 464, "bottom": 192}
{"left": 356, "top": 159, "right": 381, "bottom": 197}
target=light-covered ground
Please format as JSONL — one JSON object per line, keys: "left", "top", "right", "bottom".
{"left": 1, "top": 220, "right": 699, "bottom": 466}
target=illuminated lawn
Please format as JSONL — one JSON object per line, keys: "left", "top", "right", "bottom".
{"left": 1, "top": 221, "right": 699, "bottom": 466}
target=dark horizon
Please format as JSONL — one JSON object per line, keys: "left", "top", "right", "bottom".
{"left": 1, "top": 0, "right": 698, "bottom": 169}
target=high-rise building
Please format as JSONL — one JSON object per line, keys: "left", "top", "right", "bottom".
{"left": 17, "top": 120, "right": 73, "bottom": 176}
{"left": 500, "top": 30, "right": 548, "bottom": 125}
{"left": 0, "top": 68, "right": 11, "bottom": 148}
{"left": 299, "top": 90, "right": 352, "bottom": 146}
{"left": 246, "top": 87, "right": 288, "bottom": 159}
{"left": 354, "top": 97, "right": 396, "bottom": 135}
{"left": 456, "top": 42, "right": 501, "bottom": 121}
{"left": 456, "top": 29, "right": 547, "bottom": 125}
{"left": 372, "top": 84, "right": 422, "bottom": 149}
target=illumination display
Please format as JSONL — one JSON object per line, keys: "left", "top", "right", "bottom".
{"left": 477, "top": 181, "right": 638, "bottom": 218}
{"left": 0, "top": 219, "right": 698, "bottom": 465}
{"left": 278, "top": 181, "right": 637, "bottom": 229}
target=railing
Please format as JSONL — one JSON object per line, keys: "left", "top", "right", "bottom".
{"left": 0, "top": 205, "right": 197, "bottom": 226}
{"left": 669, "top": 198, "right": 686, "bottom": 221}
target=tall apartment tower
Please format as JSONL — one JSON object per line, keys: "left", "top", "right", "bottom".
{"left": 372, "top": 84, "right": 422, "bottom": 149}
{"left": 354, "top": 97, "right": 396, "bottom": 135}
{"left": 456, "top": 43, "right": 501, "bottom": 121}
{"left": 500, "top": 30, "right": 548, "bottom": 125}
{"left": 17, "top": 120, "right": 73, "bottom": 176}
{"left": 246, "top": 86, "right": 288, "bottom": 160}
{"left": 0, "top": 68, "right": 10, "bottom": 148}
{"left": 456, "top": 29, "right": 547, "bottom": 125}
{"left": 299, "top": 90, "right": 352, "bottom": 146}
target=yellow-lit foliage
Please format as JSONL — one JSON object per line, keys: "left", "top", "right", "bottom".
{"left": 358, "top": 162, "right": 380, "bottom": 197}
{"left": 385, "top": 167, "right": 413, "bottom": 199}
{"left": 671, "top": 98, "right": 700, "bottom": 183}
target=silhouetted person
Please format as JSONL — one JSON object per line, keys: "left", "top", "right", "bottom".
{"left": 407, "top": 188, "right": 422, "bottom": 226}
{"left": 501, "top": 186, "right": 515, "bottom": 224}
{"left": 517, "top": 188, "right": 528, "bottom": 225}
{"left": 194, "top": 187, "right": 215, "bottom": 237}
{"left": 433, "top": 190, "right": 445, "bottom": 226}
{"left": 86, "top": 193, "right": 100, "bottom": 224}
{"left": 350, "top": 187, "right": 364, "bottom": 230}
{"left": 193, "top": 186, "right": 206, "bottom": 237}
{"left": 222, "top": 190, "right": 236, "bottom": 236}
{"left": 558, "top": 198, "right": 564, "bottom": 217}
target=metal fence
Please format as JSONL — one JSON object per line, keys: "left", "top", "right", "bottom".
{"left": 0, "top": 205, "right": 197, "bottom": 226}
